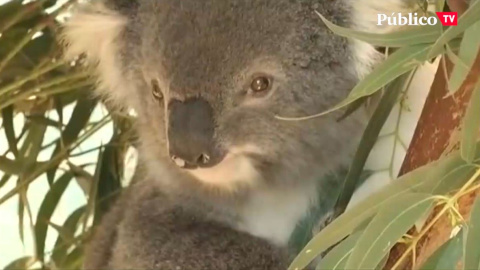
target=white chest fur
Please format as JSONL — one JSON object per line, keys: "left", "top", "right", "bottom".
{"left": 236, "top": 184, "right": 317, "bottom": 246}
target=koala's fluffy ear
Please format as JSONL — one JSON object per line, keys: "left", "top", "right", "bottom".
{"left": 348, "top": 0, "right": 417, "bottom": 78}
{"left": 61, "top": 2, "right": 129, "bottom": 105}
{"left": 62, "top": 2, "right": 126, "bottom": 61}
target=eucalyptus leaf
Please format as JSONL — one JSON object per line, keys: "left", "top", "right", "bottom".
{"left": 3, "top": 256, "right": 34, "bottom": 270}
{"left": 345, "top": 193, "right": 434, "bottom": 270}
{"left": 419, "top": 228, "right": 464, "bottom": 270}
{"left": 463, "top": 197, "right": 480, "bottom": 270}
{"left": 34, "top": 173, "right": 74, "bottom": 263}
{"left": 20, "top": 121, "right": 47, "bottom": 169}
{"left": 436, "top": 0, "right": 446, "bottom": 12}
{"left": 288, "top": 143, "right": 480, "bottom": 270}
{"left": 0, "top": 0, "right": 23, "bottom": 31}
{"left": 316, "top": 229, "right": 363, "bottom": 270}
{"left": 83, "top": 148, "right": 103, "bottom": 232}
{"left": 335, "top": 70, "right": 416, "bottom": 214}
{"left": 51, "top": 206, "right": 86, "bottom": 266}
{"left": 428, "top": 0, "right": 480, "bottom": 58}
{"left": 461, "top": 79, "right": 480, "bottom": 163}
{"left": 448, "top": 20, "right": 480, "bottom": 94}
{"left": 1, "top": 105, "right": 18, "bottom": 158}
{"left": 282, "top": 40, "right": 459, "bottom": 120}
{"left": 0, "top": 155, "right": 22, "bottom": 175}
{"left": 94, "top": 141, "right": 122, "bottom": 225}
{"left": 0, "top": 173, "right": 12, "bottom": 189}
{"left": 58, "top": 245, "right": 84, "bottom": 269}
{"left": 46, "top": 95, "right": 98, "bottom": 184}
{"left": 17, "top": 187, "right": 25, "bottom": 245}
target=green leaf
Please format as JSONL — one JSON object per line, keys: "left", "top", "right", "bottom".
{"left": 20, "top": 121, "right": 47, "bottom": 168}
{"left": 1, "top": 105, "right": 18, "bottom": 158}
{"left": 376, "top": 252, "right": 390, "bottom": 270}
{"left": 0, "top": 0, "right": 23, "bottom": 29}
{"left": 288, "top": 143, "right": 480, "bottom": 270}
{"left": 82, "top": 148, "right": 103, "bottom": 232}
{"left": 461, "top": 79, "right": 480, "bottom": 163}
{"left": 285, "top": 40, "right": 461, "bottom": 120}
{"left": 26, "top": 115, "right": 63, "bottom": 129}
{"left": 345, "top": 193, "right": 434, "bottom": 270}
{"left": 67, "top": 162, "right": 94, "bottom": 195}
{"left": 94, "top": 141, "right": 122, "bottom": 225}
{"left": 17, "top": 187, "right": 25, "bottom": 244}
{"left": 431, "top": 164, "right": 478, "bottom": 194}
{"left": 0, "top": 155, "right": 22, "bottom": 175}
{"left": 316, "top": 230, "right": 363, "bottom": 270}
{"left": 448, "top": 20, "right": 480, "bottom": 94}
{"left": 0, "top": 173, "right": 11, "bottom": 189}
{"left": 34, "top": 173, "right": 74, "bottom": 263}
{"left": 51, "top": 206, "right": 86, "bottom": 266}
{"left": 3, "top": 256, "right": 34, "bottom": 270}
{"left": 420, "top": 228, "right": 464, "bottom": 269}
{"left": 463, "top": 197, "right": 480, "bottom": 270}
{"left": 46, "top": 95, "right": 98, "bottom": 183}
{"left": 335, "top": 70, "right": 416, "bottom": 214}
{"left": 0, "top": 115, "right": 111, "bottom": 206}
{"left": 316, "top": 11, "right": 443, "bottom": 47}
{"left": 428, "top": 0, "right": 480, "bottom": 58}
{"left": 436, "top": 0, "right": 446, "bottom": 12}
{"left": 60, "top": 246, "right": 84, "bottom": 269}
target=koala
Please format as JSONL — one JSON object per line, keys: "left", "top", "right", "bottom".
{"left": 62, "top": 0, "right": 413, "bottom": 269}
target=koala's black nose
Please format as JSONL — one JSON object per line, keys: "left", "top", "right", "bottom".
{"left": 167, "top": 97, "right": 221, "bottom": 168}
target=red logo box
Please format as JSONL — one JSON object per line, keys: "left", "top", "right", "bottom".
{"left": 436, "top": 12, "right": 458, "bottom": 26}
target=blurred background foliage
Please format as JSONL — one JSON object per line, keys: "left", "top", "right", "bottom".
{"left": 0, "top": 0, "right": 479, "bottom": 270}
{"left": 0, "top": 0, "right": 135, "bottom": 269}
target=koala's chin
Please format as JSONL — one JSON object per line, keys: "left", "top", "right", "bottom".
{"left": 178, "top": 144, "right": 264, "bottom": 191}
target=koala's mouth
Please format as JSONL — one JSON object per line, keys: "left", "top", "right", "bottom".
{"left": 176, "top": 145, "right": 264, "bottom": 190}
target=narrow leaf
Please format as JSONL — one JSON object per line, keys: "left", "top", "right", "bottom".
{"left": 34, "top": 173, "right": 74, "bottom": 262}
{"left": 448, "top": 20, "right": 480, "bottom": 94}
{"left": 59, "top": 246, "right": 84, "bottom": 269}
{"left": 280, "top": 40, "right": 461, "bottom": 120}
{"left": 316, "top": 230, "right": 363, "bottom": 270}
{"left": 1, "top": 106, "right": 18, "bottom": 157}
{"left": 0, "top": 156, "right": 22, "bottom": 175}
{"left": 94, "top": 142, "right": 122, "bottom": 225}
{"left": 3, "top": 256, "right": 34, "bottom": 270}
{"left": 20, "top": 121, "right": 47, "bottom": 167}
{"left": 420, "top": 228, "right": 464, "bottom": 269}
{"left": 436, "top": 0, "right": 446, "bottom": 12}
{"left": 335, "top": 70, "right": 415, "bottom": 214}
{"left": 463, "top": 197, "right": 480, "bottom": 270}
{"left": 345, "top": 193, "right": 434, "bottom": 270}
{"left": 0, "top": 173, "right": 11, "bottom": 188}
{"left": 461, "top": 79, "right": 480, "bottom": 162}
{"left": 51, "top": 206, "right": 86, "bottom": 266}
{"left": 428, "top": 0, "right": 480, "bottom": 58}
{"left": 288, "top": 143, "right": 480, "bottom": 270}
{"left": 46, "top": 95, "right": 97, "bottom": 183}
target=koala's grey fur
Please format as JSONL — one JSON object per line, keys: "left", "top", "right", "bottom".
{"left": 63, "top": 0, "right": 411, "bottom": 269}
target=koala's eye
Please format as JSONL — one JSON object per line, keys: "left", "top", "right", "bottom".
{"left": 250, "top": 76, "right": 271, "bottom": 92}
{"left": 151, "top": 79, "right": 163, "bottom": 101}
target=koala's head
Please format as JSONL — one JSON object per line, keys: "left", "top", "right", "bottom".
{"left": 63, "top": 0, "right": 379, "bottom": 193}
